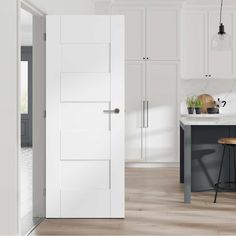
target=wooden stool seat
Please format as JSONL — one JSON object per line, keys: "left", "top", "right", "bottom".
{"left": 218, "top": 138, "right": 236, "bottom": 145}
{"left": 214, "top": 139, "right": 236, "bottom": 203}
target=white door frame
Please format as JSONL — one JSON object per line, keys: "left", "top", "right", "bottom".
{"left": 21, "top": 0, "right": 45, "bottom": 17}
{"left": 19, "top": 0, "right": 46, "bottom": 234}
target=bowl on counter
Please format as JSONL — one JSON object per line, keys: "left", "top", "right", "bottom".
{"left": 207, "top": 107, "right": 219, "bottom": 114}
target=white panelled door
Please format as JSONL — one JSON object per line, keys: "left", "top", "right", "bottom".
{"left": 46, "top": 16, "right": 124, "bottom": 218}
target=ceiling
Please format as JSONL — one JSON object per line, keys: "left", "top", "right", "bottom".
{"left": 27, "top": 0, "right": 94, "bottom": 15}
{"left": 21, "top": 0, "right": 236, "bottom": 46}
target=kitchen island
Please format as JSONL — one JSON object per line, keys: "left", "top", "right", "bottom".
{"left": 180, "top": 115, "right": 236, "bottom": 203}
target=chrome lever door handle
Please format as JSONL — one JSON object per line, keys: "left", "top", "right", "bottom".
{"left": 103, "top": 108, "right": 120, "bottom": 114}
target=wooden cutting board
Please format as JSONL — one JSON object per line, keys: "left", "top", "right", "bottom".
{"left": 197, "top": 94, "right": 215, "bottom": 113}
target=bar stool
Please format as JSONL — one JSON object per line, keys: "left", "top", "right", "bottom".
{"left": 214, "top": 138, "right": 236, "bottom": 203}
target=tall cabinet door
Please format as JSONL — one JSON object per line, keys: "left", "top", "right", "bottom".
{"left": 182, "top": 11, "right": 208, "bottom": 78}
{"left": 112, "top": 7, "right": 145, "bottom": 60}
{"left": 146, "top": 8, "right": 179, "bottom": 60}
{"left": 208, "top": 11, "right": 235, "bottom": 79}
{"left": 145, "top": 62, "right": 178, "bottom": 162}
{"left": 125, "top": 61, "right": 145, "bottom": 161}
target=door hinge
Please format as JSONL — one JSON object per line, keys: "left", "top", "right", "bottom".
{"left": 44, "top": 33, "right": 46, "bottom": 41}
{"left": 44, "top": 110, "right": 46, "bottom": 118}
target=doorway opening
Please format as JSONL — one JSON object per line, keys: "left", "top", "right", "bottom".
{"left": 20, "top": 8, "right": 39, "bottom": 235}
{"left": 19, "top": 2, "right": 46, "bottom": 235}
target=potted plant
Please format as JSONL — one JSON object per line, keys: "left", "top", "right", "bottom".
{"left": 186, "top": 96, "right": 195, "bottom": 114}
{"left": 194, "top": 98, "right": 203, "bottom": 114}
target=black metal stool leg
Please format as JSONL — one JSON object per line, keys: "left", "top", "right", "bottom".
{"left": 214, "top": 145, "right": 226, "bottom": 203}
{"left": 234, "top": 146, "right": 236, "bottom": 191}
{"left": 229, "top": 146, "right": 231, "bottom": 187}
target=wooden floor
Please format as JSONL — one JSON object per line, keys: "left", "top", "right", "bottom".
{"left": 31, "top": 168, "right": 236, "bottom": 235}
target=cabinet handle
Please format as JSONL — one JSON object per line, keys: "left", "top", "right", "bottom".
{"left": 146, "top": 57, "right": 149, "bottom": 60}
{"left": 143, "top": 57, "right": 145, "bottom": 60}
{"left": 205, "top": 75, "right": 208, "bottom": 77}
{"left": 146, "top": 100, "right": 149, "bottom": 128}
{"left": 143, "top": 101, "right": 146, "bottom": 128}
{"left": 209, "top": 74, "right": 212, "bottom": 77}
{"left": 109, "top": 160, "right": 111, "bottom": 189}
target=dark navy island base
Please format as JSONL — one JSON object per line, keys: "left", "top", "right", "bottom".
{"left": 180, "top": 121, "right": 236, "bottom": 203}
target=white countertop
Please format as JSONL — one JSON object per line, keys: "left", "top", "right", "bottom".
{"left": 180, "top": 114, "right": 236, "bottom": 126}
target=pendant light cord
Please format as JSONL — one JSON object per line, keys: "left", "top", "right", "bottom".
{"left": 220, "top": 0, "right": 223, "bottom": 24}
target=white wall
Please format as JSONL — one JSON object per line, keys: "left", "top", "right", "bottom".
{"left": 28, "top": 0, "right": 94, "bottom": 14}
{"left": 0, "top": 0, "right": 98, "bottom": 234}
{"left": 0, "top": 0, "right": 19, "bottom": 235}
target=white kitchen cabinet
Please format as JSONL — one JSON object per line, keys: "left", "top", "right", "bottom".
{"left": 125, "top": 61, "right": 145, "bottom": 161}
{"left": 182, "top": 9, "right": 236, "bottom": 79}
{"left": 145, "top": 62, "right": 178, "bottom": 162}
{"left": 112, "top": 7, "right": 145, "bottom": 60}
{"left": 146, "top": 8, "right": 179, "bottom": 61}
{"left": 112, "top": 6, "right": 180, "bottom": 61}
{"left": 112, "top": 5, "right": 179, "bottom": 163}
{"left": 182, "top": 11, "right": 207, "bottom": 79}
{"left": 125, "top": 61, "right": 178, "bottom": 162}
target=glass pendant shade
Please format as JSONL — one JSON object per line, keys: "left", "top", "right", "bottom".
{"left": 212, "top": 0, "right": 232, "bottom": 51}
{"left": 212, "top": 31, "right": 232, "bottom": 51}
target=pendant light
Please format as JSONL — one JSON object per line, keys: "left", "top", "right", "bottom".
{"left": 212, "top": 0, "right": 232, "bottom": 51}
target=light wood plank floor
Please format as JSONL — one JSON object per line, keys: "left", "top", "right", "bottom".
{"left": 31, "top": 168, "right": 236, "bottom": 235}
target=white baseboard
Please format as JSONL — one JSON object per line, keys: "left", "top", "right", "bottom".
{"left": 125, "top": 162, "right": 180, "bottom": 168}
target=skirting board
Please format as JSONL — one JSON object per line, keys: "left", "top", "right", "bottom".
{"left": 125, "top": 162, "right": 180, "bottom": 168}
